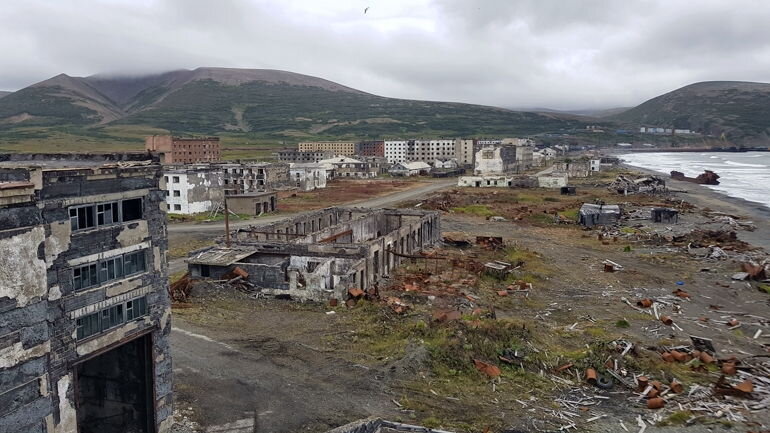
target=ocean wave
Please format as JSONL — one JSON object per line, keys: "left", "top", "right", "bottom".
{"left": 723, "top": 161, "right": 767, "bottom": 168}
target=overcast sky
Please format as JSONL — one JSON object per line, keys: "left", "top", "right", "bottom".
{"left": 1, "top": 0, "right": 769, "bottom": 109}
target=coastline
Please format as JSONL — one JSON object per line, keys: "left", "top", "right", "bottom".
{"left": 622, "top": 163, "right": 770, "bottom": 252}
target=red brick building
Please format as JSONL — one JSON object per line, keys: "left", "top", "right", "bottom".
{"left": 145, "top": 135, "right": 221, "bottom": 164}
{"left": 355, "top": 140, "right": 385, "bottom": 157}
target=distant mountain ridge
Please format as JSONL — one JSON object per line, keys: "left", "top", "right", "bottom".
{"left": 0, "top": 67, "right": 585, "bottom": 137}
{"left": 611, "top": 81, "right": 770, "bottom": 141}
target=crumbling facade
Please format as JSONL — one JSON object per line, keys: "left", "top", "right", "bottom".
{"left": 0, "top": 153, "right": 172, "bottom": 433}
{"left": 163, "top": 164, "right": 225, "bottom": 214}
{"left": 187, "top": 207, "right": 441, "bottom": 302}
{"left": 145, "top": 135, "right": 220, "bottom": 164}
{"left": 221, "top": 161, "right": 290, "bottom": 194}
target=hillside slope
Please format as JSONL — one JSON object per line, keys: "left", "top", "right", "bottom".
{"left": 612, "top": 81, "right": 770, "bottom": 140}
{"left": 0, "top": 67, "right": 585, "bottom": 137}
{"left": 0, "top": 91, "right": 10, "bottom": 99}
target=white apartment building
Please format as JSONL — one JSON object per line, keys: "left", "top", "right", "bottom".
{"left": 163, "top": 165, "right": 225, "bottom": 214}
{"left": 384, "top": 139, "right": 456, "bottom": 164}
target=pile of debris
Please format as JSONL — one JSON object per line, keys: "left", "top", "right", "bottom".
{"left": 609, "top": 174, "right": 667, "bottom": 195}
{"left": 671, "top": 170, "right": 720, "bottom": 185}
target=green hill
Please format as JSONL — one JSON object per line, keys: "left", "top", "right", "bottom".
{"left": 611, "top": 81, "right": 770, "bottom": 141}
{"left": 0, "top": 67, "right": 587, "bottom": 141}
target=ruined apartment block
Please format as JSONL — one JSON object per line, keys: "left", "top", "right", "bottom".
{"left": 0, "top": 154, "right": 172, "bottom": 433}
{"left": 220, "top": 162, "right": 290, "bottom": 194}
{"left": 163, "top": 164, "right": 225, "bottom": 214}
{"left": 187, "top": 207, "right": 441, "bottom": 301}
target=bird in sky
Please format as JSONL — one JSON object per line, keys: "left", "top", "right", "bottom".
{"left": 364, "top": 6, "right": 370, "bottom": 14}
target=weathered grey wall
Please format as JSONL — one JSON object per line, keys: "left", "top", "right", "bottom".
{"left": 0, "top": 161, "right": 172, "bottom": 433}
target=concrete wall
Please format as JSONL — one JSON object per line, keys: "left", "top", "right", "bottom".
{"left": 221, "top": 208, "right": 441, "bottom": 301}
{"left": 0, "top": 159, "right": 172, "bottom": 433}
{"left": 226, "top": 193, "right": 277, "bottom": 216}
{"left": 538, "top": 175, "right": 569, "bottom": 188}
{"left": 163, "top": 167, "right": 224, "bottom": 214}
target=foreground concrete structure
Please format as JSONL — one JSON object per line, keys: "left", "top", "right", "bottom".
{"left": 0, "top": 154, "right": 172, "bottom": 433}
{"left": 187, "top": 207, "right": 441, "bottom": 302}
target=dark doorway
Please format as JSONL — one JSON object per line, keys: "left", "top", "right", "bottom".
{"left": 75, "top": 334, "right": 154, "bottom": 433}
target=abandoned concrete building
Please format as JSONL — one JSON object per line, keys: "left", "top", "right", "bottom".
{"left": 0, "top": 154, "right": 172, "bottom": 433}
{"left": 187, "top": 207, "right": 441, "bottom": 302}
{"left": 162, "top": 164, "right": 225, "bottom": 214}
{"left": 220, "top": 161, "right": 290, "bottom": 194}
{"left": 225, "top": 191, "right": 278, "bottom": 216}
{"left": 145, "top": 135, "right": 220, "bottom": 164}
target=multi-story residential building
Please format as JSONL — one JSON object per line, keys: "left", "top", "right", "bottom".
{"left": 384, "top": 140, "right": 409, "bottom": 164}
{"left": 298, "top": 141, "right": 356, "bottom": 155}
{"left": 384, "top": 139, "right": 457, "bottom": 164}
{"left": 0, "top": 153, "right": 172, "bottom": 433}
{"left": 145, "top": 135, "right": 220, "bottom": 163}
{"left": 220, "top": 162, "right": 290, "bottom": 195}
{"left": 454, "top": 139, "right": 475, "bottom": 166}
{"left": 162, "top": 165, "right": 225, "bottom": 214}
{"left": 355, "top": 140, "right": 385, "bottom": 157}
{"left": 277, "top": 150, "right": 335, "bottom": 163}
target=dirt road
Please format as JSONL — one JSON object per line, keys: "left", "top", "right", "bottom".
{"left": 171, "top": 305, "right": 396, "bottom": 432}
{"left": 167, "top": 179, "right": 455, "bottom": 234}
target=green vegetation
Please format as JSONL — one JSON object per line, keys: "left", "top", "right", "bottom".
{"left": 612, "top": 81, "right": 770, "bottom": 141}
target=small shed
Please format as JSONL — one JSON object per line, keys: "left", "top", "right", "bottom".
{"left": 651, "top": 207, "right": 679, "bottom": 223}
{"left": 578, "top": 203, "right": 621, "bottom": 227}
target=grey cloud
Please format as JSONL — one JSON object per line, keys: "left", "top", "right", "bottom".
{"left": 0, "top": 0, "right": 768, "bottom": 110}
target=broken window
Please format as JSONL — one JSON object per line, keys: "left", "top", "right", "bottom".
{"left": 122, "top": 198, "right": 143, "bottom": 221}
{"left": 70, "top": 205, "right": 95, "bottom": 230}
{"left": 124, "top": 250, "right": 146, "bottom": 275}
{"left": 76, "top": 296, "right": 148, "bottom": 340}
{"left": 99, "top": 255, "right": 124, "bottom": 282}
{"left": 125, "top": 296, "right": 147, "bottom": 320}
{"left": 101, "top": 304, "right": 124, "bottom": 332}
{"left": 174, "top": 204, "right": 181, "bottom": 211}
{"left": 306, "top": 261, "right": 320, "bottom": 272}
{"left": 96, "top": 202, "right": 118, "bottom": 226}
{"left": 173, "top": 190, "right": 181, "bottom": 197}
{"left": 173, "top": 176, "right": 180, "bottom": 183}
{"left": 73, "top": 263, "right": 99, "bottom": 290}
{"left": 76, "top": 312, "right": 101, "bottom": 340}
{"left": 72, "top": 250, "right": 146, "bottom": 291}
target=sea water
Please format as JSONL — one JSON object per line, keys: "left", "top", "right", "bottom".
{"left": 622, "top": 152, "right": 770, "bottom": 209}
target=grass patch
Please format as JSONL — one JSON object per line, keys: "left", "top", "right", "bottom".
{"left": 659, "top": 410, "right": 693, "bottom": 426}
{"left": 558, "top": 208, "right": 579, "bottom": 220}
{"left": 167, "top": 212, "right": 254, "bottom": 223}
{"left": 615, "top": 319, "right": 630, "bottom": 328}
{"left": 168, "top": 237, "right": 213, "bottom": 259}
{"left": 451, "top": 204, "right": 496, "bottom": 218}
{"left": 758, "top": 284, "right": 770, "bottom": 294}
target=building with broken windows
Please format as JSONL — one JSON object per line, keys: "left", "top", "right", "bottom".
{"left": 0, "top": 153, "right": 172, "bottom": 433}
{"left": 162, "top": 164, "right": 225, "bottom": 214}
{"left": 186, "top": 207, "right": 441, "bottom": 302}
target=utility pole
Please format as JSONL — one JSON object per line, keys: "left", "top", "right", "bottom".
{"left": 224, "top": 196, "right": 231, "bottom": 247}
